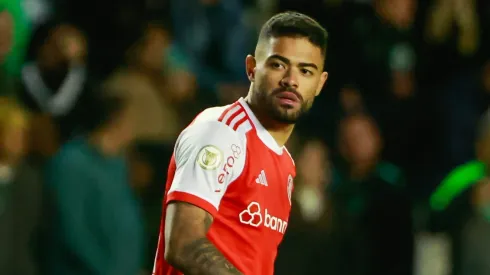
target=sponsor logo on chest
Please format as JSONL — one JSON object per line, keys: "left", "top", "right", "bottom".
{"left": 237, "top": 172, "right": 294, "bottom": 234}
{"left": 239, "top": 202, "right": 288, "bottom": 234}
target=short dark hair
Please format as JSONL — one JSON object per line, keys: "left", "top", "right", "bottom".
{"left": 258, "top": 11, "right": 328, "bottom": 56}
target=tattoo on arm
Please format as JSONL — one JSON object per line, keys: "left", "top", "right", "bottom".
{"left": 181, "top": 237, "right": 242, "bottom": 275}
{"left": 166, "top": 202, "right": 243, "bottom": 275}
{"left": 204, "top": 214, "right": 213, "bottom": 230}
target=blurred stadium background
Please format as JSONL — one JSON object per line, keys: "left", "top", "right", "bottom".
{"left": 2, "top": 0, "right": 490, "bottom": 274}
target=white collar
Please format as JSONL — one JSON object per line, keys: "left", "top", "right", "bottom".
{"left": 238, "top": 97, "right": 284, "bottom": 155}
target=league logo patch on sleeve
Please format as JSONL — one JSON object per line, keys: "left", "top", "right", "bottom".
{"left": 196, "top": 145, "right": 223, "bottom": 170}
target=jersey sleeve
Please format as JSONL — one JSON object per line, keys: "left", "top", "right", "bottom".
{"left": 166, "top": 120, "right": 247, "bottom": 216}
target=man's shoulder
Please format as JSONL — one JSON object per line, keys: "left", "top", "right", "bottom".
{"left": 192, "top": 105, "right": 232, "bottom": 125}
{"left": 181, "top": 102, "right": 253, "bottom": 142}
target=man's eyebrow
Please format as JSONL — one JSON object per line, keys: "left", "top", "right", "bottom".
{"left": 267, "top": 54, "right": 318, "bottom": 70}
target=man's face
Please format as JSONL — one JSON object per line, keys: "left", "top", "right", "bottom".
{"left": 246, "top": 37, "right": 328, "bottom": 124}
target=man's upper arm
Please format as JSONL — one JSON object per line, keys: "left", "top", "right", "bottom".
{"left": 167, "top": 120, "right": 246, "bottom": 216}
{"left": 165, "top": 201, "right": 212, "bottom": 249}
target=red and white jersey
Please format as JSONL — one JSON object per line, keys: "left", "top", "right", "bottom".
{"left": 153, "top": 98, "right": 296, "bottom": 275}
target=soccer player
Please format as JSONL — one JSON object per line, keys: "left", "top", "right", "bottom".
{"left": 152, "top": 11, "right": 329, "bottom": 275}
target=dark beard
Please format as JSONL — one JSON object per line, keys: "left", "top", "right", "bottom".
{"left": 255, "top": 86, "right": 313, "bottom": 124}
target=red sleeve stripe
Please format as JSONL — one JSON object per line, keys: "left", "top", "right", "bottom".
{"left": 218, "top": 102, "right": 240, "bottom": 122}
{"left": 225, "top": 108, "right": 243, "bottom": 126}
{"left": 217, "top": 102, "right": 251, "bottom": 132}
{"left": 166, "top": 191, "right": 219, "bottom": 217}
{"left": 232, "top": 115, "right": 249, "bottom": 131}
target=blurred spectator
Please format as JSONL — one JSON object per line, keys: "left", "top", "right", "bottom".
{"left": 457, "top": 108, "right": 490, "bottom": 275}
{"left": 0, "top": 9, "right": 17, "bottom": 97}
{"left": 413, "top": 231, "right": 452, "bottom": 275}
{"left": 41, "top": 89, "right": 144, "bottom": 275}
{"left": 344, "top": 0, "right": 418, "bottom": 99}
{"left": 476, "top": 108, "right": 490, "bottom": 170}
{"left": 0, "top": 1, "right": 31, "bottom": 78}
{"left": 54, "top": 0, "right": 146, "bottom": 78}
{"left": 23, "top": 0, "right": 54, "bottom": 28}
{"left": 170, "top": 0, "right": 252, "bottom": 104}
{"left": 294, "top": 139, "right": 333, "bottom": 225}
{"left": 111, "top": 23, "right": 202, "bottom": 269}
{"left": 275, "top": 139, "right": 334, "bottom": 275}
{"left": 340, "top": 0, "right": 420, "bottom": 173}
{"left": 427, "top": 107, "right": 490, "bottom": 275}
{"left": 0, "top": 10, "right": 14, "bottom": 65}
{"left": 328, "top": 114, "right": 413, "bottom": 275}
{"left": 19, "top": 22, "right": 88, "bottom": 144}
{"left": 0, "top": 97, "right": 43, "bottom": 275}
{"left": 460, "top": 178, "right": 490, "bottom": 275}
{"left": 339, "top": 84, "right": 365, "bottom": 115}
{"left": 438, "top": 59, "right": 490, "bottom": 173}
{"left": 105, "top": 70, "right": 178, "bottom": 143}
{"left": 28, "top": 114, "right": 60, "bottom": 162}
{"left": 111, "top": 23, "right": 197, "bottom": 144}
{"left": 129, "top": 150, "right": 154, "bottom": 193}
{"left": 424, "top": 0, "right": 481, "bottom": 81}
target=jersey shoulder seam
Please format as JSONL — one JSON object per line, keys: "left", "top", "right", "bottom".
{"left": 216, "top": 102, "right": 253, "bottom": 134}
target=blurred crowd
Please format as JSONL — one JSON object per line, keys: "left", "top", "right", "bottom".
{"left": 2, "top": 0, "right": 490, "bottom": 274}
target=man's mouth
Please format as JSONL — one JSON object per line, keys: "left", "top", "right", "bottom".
{"left": 276, "top": 91, "right": 300, "bottom": 103}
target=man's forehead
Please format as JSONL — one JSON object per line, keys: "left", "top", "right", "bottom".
{"left": 259, "top": 36, "right": 323, "bottom": 66}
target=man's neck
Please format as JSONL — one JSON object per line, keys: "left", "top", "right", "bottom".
{"left": 244, "top": 96, "right": 294, "bottom": 147}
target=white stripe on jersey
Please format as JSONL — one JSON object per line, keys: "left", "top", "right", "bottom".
{"left": 221, "top": 105, "right": 242, "bottom": 124}
{"left": 229, "top": 111, "right": 246, "bottom": 129}
{"left": 236, "top": 120, "right": 253, "bottom": 134}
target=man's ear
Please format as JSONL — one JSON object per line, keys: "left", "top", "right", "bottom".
{"left": 245, "top": 54, "right": 256, "bottom": 82}
{"left": 315, "top": 71, "right": 328, "bottom": 96}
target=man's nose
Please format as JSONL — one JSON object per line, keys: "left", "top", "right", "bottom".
{"left": 280, "top": 69, "right": 299, "bottom": 89}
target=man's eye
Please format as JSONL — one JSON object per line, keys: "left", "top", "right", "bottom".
{"left": 301, "top": 69, "right": 313, "bottom": 75}
{"left": 272, "top": 62, "right": 285, "bottom": 69}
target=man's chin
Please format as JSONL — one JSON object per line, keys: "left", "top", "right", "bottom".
{"left": 272, "top": 108, "right": 301, "bottom": 124}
